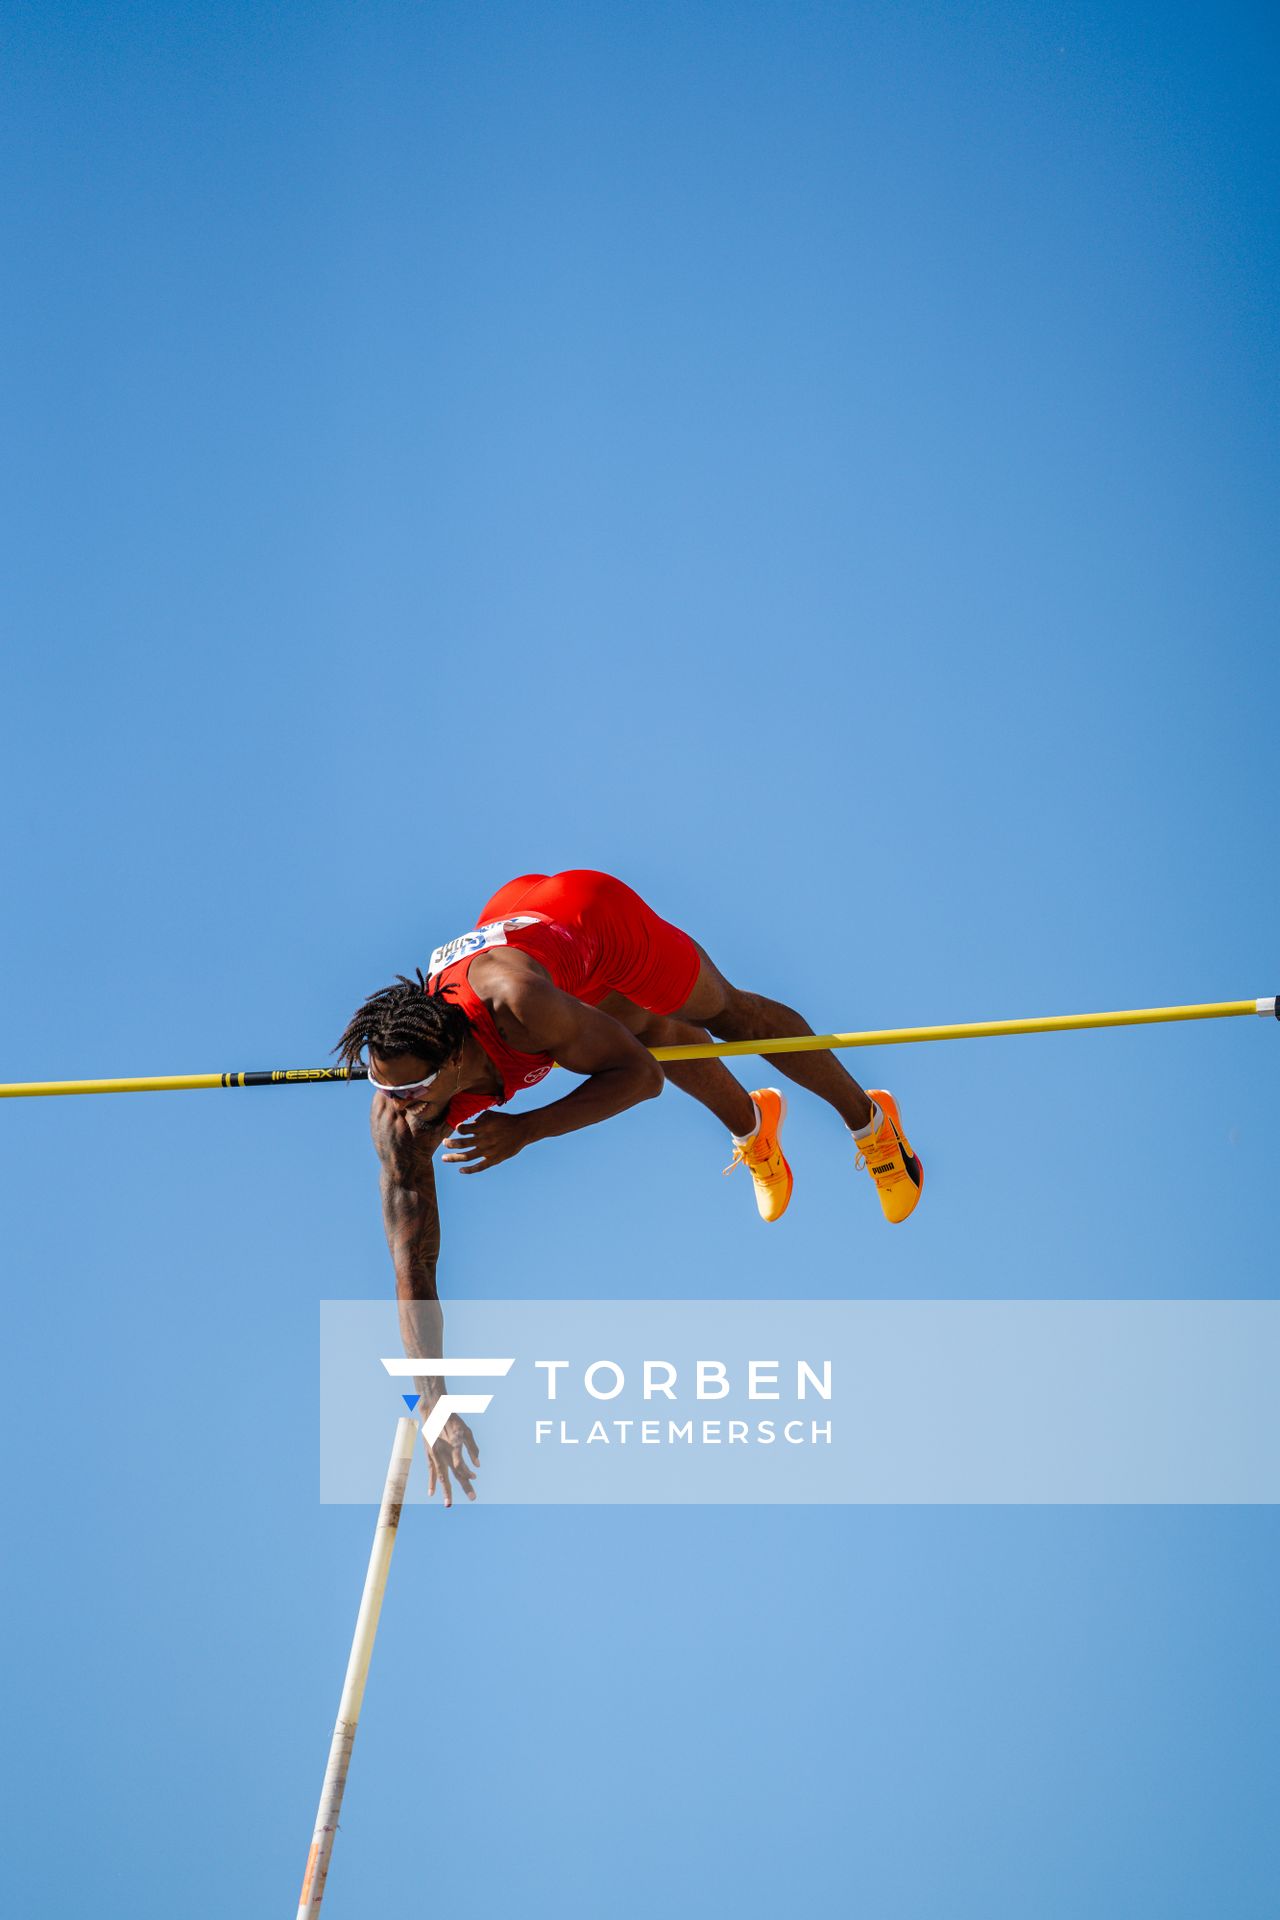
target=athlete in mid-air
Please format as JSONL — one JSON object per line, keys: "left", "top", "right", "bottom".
{"left": 336, "top": 869, "right": 923, "bottom": 1503}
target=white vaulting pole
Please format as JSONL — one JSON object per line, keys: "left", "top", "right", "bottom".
{"left": 296, "top": 1416, "right": 418, "bottom": 1917}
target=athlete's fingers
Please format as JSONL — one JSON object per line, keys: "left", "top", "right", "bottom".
{"left": 455, "top": 1146, "right": 502, "bottom": 1171}
{"left": 436, "top": 1455, "right": 454, "bottom": 1508}
{"left": 441, "top": 1134, "right": 488, "bottom": 1164}
{"left": 443, "top": 1119, "right": 525, "bottom": 1173}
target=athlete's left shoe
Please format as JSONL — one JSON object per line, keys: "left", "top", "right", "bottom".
{"left": 855, "top": 1089, "right": 924, "bottom": 1224}
{"left": 723, "top": 1088, "right": 794, "bottom": 1222}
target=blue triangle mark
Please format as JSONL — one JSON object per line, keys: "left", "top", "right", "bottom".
{"left": 402, "top": 1393, "right": 421, "bottom": 1413}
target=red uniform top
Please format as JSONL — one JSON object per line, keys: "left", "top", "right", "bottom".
{"left": 429, "top": 914, "right": 560, "bottom": 1127}
{"left": 427, "top": 871, "right": 700, "bottom": 1129}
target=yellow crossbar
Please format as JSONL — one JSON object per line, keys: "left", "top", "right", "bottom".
{"left": 650, "top": 998, "right": 1273, "bottom": 1061}
{"left": 0, "top": 999, "right": 1272, "bottom": 1098}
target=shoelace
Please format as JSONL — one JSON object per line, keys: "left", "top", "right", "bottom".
{"left": 855, "top": 1120, "right": 899, "bottom": 1175}
{"left": 723, "top": 1139, "right": 783, "bottom": 1179}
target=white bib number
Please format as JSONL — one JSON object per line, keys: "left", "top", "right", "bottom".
{"left": 427, "top": 914, "right": 542, "bottom": 978}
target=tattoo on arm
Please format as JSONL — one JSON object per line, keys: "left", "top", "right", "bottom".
{"left": 372, "top": 1096, "right": 447, "bottom": 1408}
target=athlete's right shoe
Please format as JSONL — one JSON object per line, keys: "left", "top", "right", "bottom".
{"left": 855, "top": 1089, "right": 924, "bottom": 1224}
{"left": 723, "top": 1088, "right": 794, "bottom": 1223}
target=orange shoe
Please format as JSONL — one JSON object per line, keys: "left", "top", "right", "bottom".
{"left": 855, "top": 1090, "right": 923, "bottom": 1224}
{"left": 723, "top": 1088, "right": 794, "bottom": 1222}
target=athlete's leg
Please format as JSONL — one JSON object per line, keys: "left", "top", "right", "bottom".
{"left": 594, "top": 993, "right": 756, "bottom": 1134}
{"left": 671, "top": 950, "right": 876, "bottom": 1133}
{"left": 599, "top": 908, "right": 920, "bottom": 1223}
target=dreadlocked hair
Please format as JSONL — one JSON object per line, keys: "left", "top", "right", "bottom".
{"left": 334, "top": 968, "right": 472, "bottom": 1072}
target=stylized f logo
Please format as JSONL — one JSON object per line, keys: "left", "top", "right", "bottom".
{"left": 380, "top": 1357, "right": 515, "bottom": 1446}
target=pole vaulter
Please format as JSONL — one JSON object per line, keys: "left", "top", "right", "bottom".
{"left": 13, "top": 868, "right": 1266, "bottom": 1909}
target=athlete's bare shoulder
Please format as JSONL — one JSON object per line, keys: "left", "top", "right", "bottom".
{"left": 466, "top": 946, "right": 578, "bottom": 1051}
{"left": 370, "top": 1092, "right": 447, "bottom": 1175}
{"left": 466, "top": 945, "right": 552, "bottom": 1006}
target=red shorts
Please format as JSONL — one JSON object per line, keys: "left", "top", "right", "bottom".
{"left": 476, "top": 870, "right": 702, "bottom": 1016}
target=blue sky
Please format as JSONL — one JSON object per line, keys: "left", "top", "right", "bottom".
{"left": 2, "top": 2, "right": 1277, "bottom": 1914}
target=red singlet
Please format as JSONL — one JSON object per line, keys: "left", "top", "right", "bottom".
{"left": 428, "top": 870, "right": 701, "bottom": 1127}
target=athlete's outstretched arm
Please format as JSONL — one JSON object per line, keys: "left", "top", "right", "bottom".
{"left": 371, "top": 1093, "right": 478, "bottom": 1505}
{"left": 441, "top": 955, "right": 664, "bottom": 1172}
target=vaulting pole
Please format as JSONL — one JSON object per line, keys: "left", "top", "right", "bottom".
{"left": 0, "top": 1066, "right": 369, "bottom": 1098}
{"left": 296, "top": 1416, "right": 417, "bottom": 1919}
{"left": 0, "top": 997, "right": 1274, "bottom": 1098}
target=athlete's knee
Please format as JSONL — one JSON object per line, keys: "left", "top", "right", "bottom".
{"left": 705, "top": 986, "right": 757, "bottom": 1039}
{"left": 640, "top": 1014, "right": 710, "bottom": 1048}
{"left": 637, "top": 1015, "right": 719, "bottom": 1092}
{"left": 630, "top": 1050, "right": 665, "bottom": 1100}
{"left": 644, "top": 1061, "right": 666, "bottom": 1099}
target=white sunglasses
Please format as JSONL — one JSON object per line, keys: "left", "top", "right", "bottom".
{"left": 366, "top": 1064, "right": 442, "bottom": 1100}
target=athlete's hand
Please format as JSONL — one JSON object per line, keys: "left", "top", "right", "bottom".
{"left": 424, "top": 1412, "right": 480, "bottom": 1507}
{"left": 440, "top": 1111, "right": 535, "bottom": 1172}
